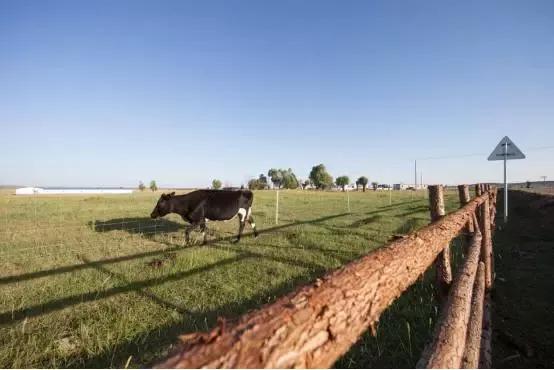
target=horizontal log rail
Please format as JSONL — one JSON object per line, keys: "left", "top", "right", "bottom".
{"left": 155, "top": 189, "right": 495, "bottom": 369}
{"left": 417, "top": 214, "right": 482, "bottom": 368}
{"left": 462, "top": 262, "right": 486, "bottom": 368}
{"left": 417, "top": 186, "right": 496, "bottom": 369}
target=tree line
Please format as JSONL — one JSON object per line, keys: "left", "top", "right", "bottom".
{"left": 138, "top": 180, "right": 158, "bottom": 192}
{"left": 140, "top": 164, "right": 379, "bottom": 192}
{"left": 239, "top": 164, "right": 374, "bottom": 192}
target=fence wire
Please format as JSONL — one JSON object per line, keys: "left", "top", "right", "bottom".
{"left": 0, "top": 189, "right": 433, "bottom": 266}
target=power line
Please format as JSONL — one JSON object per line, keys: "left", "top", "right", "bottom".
{"left": 417, "top": 145, "right": 554, "bottom": 161}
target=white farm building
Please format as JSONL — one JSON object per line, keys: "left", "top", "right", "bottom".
{"left": 15, "top": 187, "right": 133, "bottom": 195}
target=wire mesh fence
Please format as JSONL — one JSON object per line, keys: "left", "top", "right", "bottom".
{"left": 0, "top": 189, "right": 435, "bottom": 264}
{"left": 0, "top": 187, "right": 466, "bottom": 368}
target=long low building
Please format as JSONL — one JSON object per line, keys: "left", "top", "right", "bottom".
{"left": 15, "top": 187, "right": 133, "bottom": 195}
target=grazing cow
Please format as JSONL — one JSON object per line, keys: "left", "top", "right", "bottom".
{"left": 150, "top": 190, "right": 258, "bottom": 245}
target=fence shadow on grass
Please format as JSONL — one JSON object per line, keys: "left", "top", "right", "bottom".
{"left": 1, "top": 213, "right": 350, "bottom": 287}
{"left": 393, "top": 205, "right": 430, "bottom": 218}
{"left": 0, "top": 206, "right": 448, "bottom": 367}
{"left": 90, "top": 217, "right": 183, "bottom": 234}
{"left": 61, "top": 272, "right": 331, "bottom": 368}
{"left": 0, "top": 212, "right": 352, "bottom": 326}
{"left": 377, "top": 199, "right": 422, "bottom": 209}
{"left": 67, "top": 241, "right": 442, "bottom": 369}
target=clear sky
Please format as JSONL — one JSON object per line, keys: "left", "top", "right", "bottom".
{"left": 1, "top": 0, "right": 553, "bottom": 188}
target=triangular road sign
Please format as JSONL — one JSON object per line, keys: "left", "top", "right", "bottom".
{"left": 487, "top": 136, "right": 525, "bottom": 161}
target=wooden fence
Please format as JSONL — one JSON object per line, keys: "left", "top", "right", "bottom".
{"left": 154, "top": 184, "right": 498, "bottom": 368}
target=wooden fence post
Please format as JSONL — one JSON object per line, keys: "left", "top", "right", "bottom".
{"left": 457, "top": 185, "right": 472, "bottom": 254}
{"left": 428, "top": 185, "right": 453, "bottom": 301}
{"left": 479, "top": 195, "right": 493, "bottom": 290}
{"left": 457, "top": 185, "right": 470, "bottom": 206}
{"left": 489, "top": 187, "right": 497, "bottom": 233}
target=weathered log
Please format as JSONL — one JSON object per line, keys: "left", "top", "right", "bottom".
{"left": 417, "top": 214, "right": 482, "bottom": 369}
{"left": 458, "top": 185, "right": 473, "bottom": 255}
{"left": 475, "top": 184, "right": 482, "bottom": 196}
{"left": 154, "top": 194, "right": 491, "bottom": 369}
{"left": 461, "top": 262, "right": 485, "bottom": 368}
{"left": 479, "top": 197, "right": 493, "bottom": 290}
{"left": 488, "top": 188, "right": 496, "bottom": 232}
{"left": 458, "top": 185, "right": 470, "bottom": 206}
{"left": 428, "top": 185, "right": 453, "bottom": 301}
{"left": 479, "top": 293, "right": 492, "bottom": 368}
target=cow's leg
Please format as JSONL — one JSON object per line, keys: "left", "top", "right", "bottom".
{"left": 185, "top": 205, "right": 205, "bottom": 246}
{"left": 247, "top": 207, "right": 258, "bottom": 237}
{"left": 200, "top": 221, "right": 208, "bottom": 245}
{"left": 184, "top": 224, "right": 195, "bottom": 246}
{"left": 234, "top": 208, "right": 247, "bottom": 243}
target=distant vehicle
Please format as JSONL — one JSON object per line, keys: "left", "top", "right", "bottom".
{"left": 376, "top": 184, "right": 391, "bottom": 190}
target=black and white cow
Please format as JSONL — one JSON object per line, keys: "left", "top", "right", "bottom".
{"left": 150, "top": 190, "right": 258, "bottom": 245}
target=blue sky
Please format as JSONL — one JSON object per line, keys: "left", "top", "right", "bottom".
{"left": 1, "top": 0, "right": 553, "bottom": 187}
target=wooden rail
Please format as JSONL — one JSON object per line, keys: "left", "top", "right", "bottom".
{"left": 154, "top": 185, "right": 497, "bottom": 369}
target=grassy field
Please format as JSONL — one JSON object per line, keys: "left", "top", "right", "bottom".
{"left": 0, "top": 188, "right": 465, "bottom": 368}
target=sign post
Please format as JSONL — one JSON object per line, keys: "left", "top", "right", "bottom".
{"left": 487, "top": 136, "right": 525, "bottom": 223}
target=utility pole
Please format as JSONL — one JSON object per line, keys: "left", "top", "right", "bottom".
{"left": 503, "top": 141, "right": 508, "bottom": 223}
{"left": 414, "top": 160, "right": 417, "bottom": 189}
{"left": 541, "top": 176, "right": 547, "bottom": 184}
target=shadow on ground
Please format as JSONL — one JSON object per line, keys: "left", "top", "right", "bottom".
{"left": 90, "top": 217, "right": 183, "bottom": 234}
{"left": 0, "top": 213, "right": 351, "bottom": 324}
{"left": 492, "top": 190, "right": 554, "bottom": 368}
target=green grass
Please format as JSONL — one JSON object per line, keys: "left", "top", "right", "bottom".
{"left": 0, "top": 189, "right": 464, "bottom": 368}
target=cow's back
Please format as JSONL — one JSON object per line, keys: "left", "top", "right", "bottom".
{"left": 197, "top": 190, "right": 253, "bottom": 221}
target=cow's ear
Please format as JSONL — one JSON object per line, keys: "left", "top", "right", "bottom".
{"left": 169, "top": 192, "right": 175, "bottom": 197}
{"left": 161, "top": 193, "right": 168, "bottom": 200}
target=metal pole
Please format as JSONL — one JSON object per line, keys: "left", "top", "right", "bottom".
{"left": 275, "top": 190, "right": 279, "bottom": 225}
{"left": 389, "top": 184, "right": 392, "bottom": 206}
{"left": 347, "top": 190, "right": 350, "bottom": 213}
{"left": 415, "top": 160, "right": 417, "bottom": 189}
{"left": 504, "top": 141, "right": 508, "bottom": 223}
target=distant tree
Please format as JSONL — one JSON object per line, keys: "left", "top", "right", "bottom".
{"left": 248, "top": 174, "right": 270, "bottom": 190}
{"left": 302, "top": 179, "right": 312, "bottom": 189}
{"left": 309, "top": 164, "right": 334, "bottom": 190}
{"left": 371, "top": 181, "right": 379, "bottom": 191}
{"left": 258, "top": 174, "right": 268, "bottom": 187}
{"left": 281, "top": 168, "right": 299, "bottom": 189}
{"left": 138, "top": 181, "right": 145, "bottom": 191}
{"left": 335, "top": 176, "right": 350, "bottom": 192}
{"left": 267, "top": 169, "right": 283, "bottom": 189}
{"left": 268, "top": 168, "right": 298, "bottom": 189}
{"left": 248, "top": 178, "right": 259, "bottom": 190}
{"left": 212, "top": 179, "right": 222, "bottom": 189}
{"left": 149, "top": 180, "right": 158, "bottom": 192}
{"left": 356, "top": 176, "right": 369, "bottom": 192}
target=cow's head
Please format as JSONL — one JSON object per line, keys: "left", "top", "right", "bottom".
{"left": 150, "top": 192, "right": 175, "bottom": 219}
